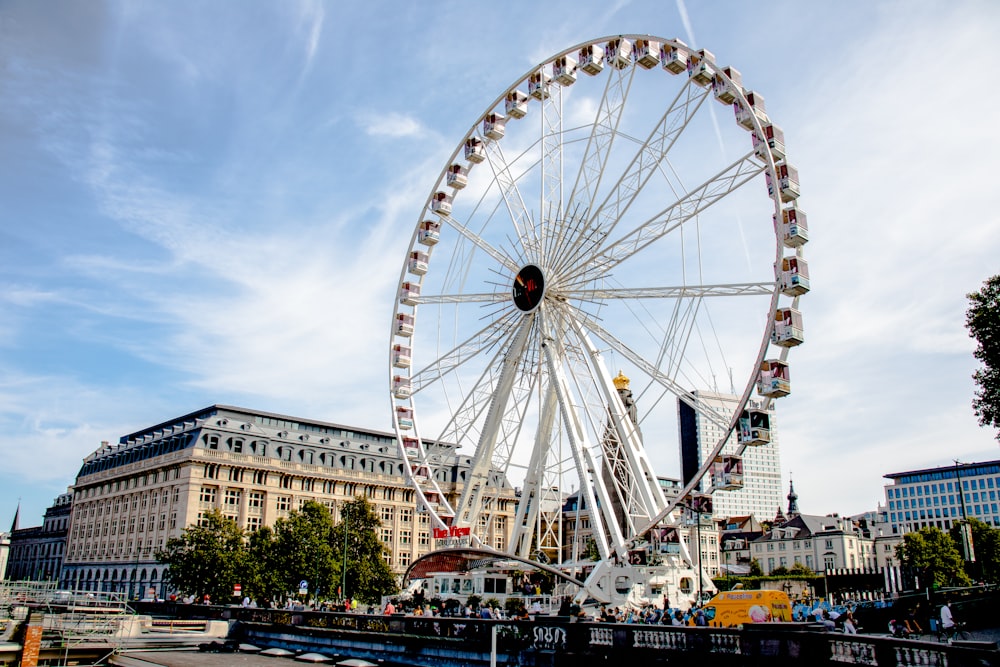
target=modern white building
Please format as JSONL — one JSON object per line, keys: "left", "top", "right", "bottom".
{"left": 883, "top": 459, "right": 1000, "bottom": 535}
{"left": 678, "top": 390, "right": 783, "bottom": 522}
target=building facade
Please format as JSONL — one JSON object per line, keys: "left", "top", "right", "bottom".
{"left": 678, "top": 390, "right": 783, "bottom": 522}
{"left": 883, "top": 460, "right": 1000, "bottom": 535}
{"left": 61, "top": 405, "right": 516, "bottom": 598}
{"left": 4, "top": 492, "right": 72, "bottom": 582}
{"left": 750, "top": 513, "right": 876, "bottom": 575}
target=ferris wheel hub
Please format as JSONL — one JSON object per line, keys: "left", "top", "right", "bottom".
{"left": 512, "top": 264, "right": 546, "bottom": 313}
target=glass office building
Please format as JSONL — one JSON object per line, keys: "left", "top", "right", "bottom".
{"left": 884, "top": 460, "right": 1000, "bottom": 534}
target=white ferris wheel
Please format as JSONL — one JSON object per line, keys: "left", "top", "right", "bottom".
{"left": 390, "top": 35, "right": 808, "bottom": 582}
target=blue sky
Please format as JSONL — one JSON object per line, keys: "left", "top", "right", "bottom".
{"left": 2, "top": 0, "right": 999, "bottom": 527}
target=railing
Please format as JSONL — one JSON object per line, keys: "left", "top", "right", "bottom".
{"left": 128, "top": 604, "right": 999, "bottom": 666}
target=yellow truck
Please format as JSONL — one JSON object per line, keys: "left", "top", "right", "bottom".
{"left": 695, "top": 590, "right": 793, "bottom": 628}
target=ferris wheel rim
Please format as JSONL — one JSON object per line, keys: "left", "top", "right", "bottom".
{"left": 389, "top": 34, "right": 805, "bottom": 562}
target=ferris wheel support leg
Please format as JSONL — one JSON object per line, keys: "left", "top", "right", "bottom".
{"left": 538, "top": 309, "right": 626, "bottom": 563}
{"left": 453, "top": 314, "right": 534, "bottom": 529}
{"left": 511, "top": 383, "right": 560, "bottom": 559}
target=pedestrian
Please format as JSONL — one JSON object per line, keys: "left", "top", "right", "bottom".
{"left": 940, "top": 600, "right": 956, "bottom": 636}
{"left": 384, "top": 600, "right": 396, "bottom": 615}
{"left": 843, "top": 606, "right": 857, "bottom": 634}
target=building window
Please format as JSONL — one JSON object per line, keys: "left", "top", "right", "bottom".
{"left": 380, "top": 506, "right": 394, "bottom": 522}
{"left": 399, "top": 508, "right": 412, "bottom": 524}
{"left": 225, "top": 489, "right": 241, "bottom": 507}
{"left": 380, "top": 528, "right": 392, "bottom": 543}
{"left": 199, "top": 486, "right": 218, "bottom": 505}
{"left": 249, "top": 492, "right": 265, "bottom": 510}
{"left": 276, "top": 496, "right": 291, "bottom": 513}
{"left": 253, "top": 471, "right": 268, "bottom": 486}
{"left": 247, "top": 516, "right": 262, "bottom": 531}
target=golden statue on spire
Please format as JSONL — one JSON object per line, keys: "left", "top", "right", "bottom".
{"left": 613, "top": 369, "right": 630, "bottom": 390}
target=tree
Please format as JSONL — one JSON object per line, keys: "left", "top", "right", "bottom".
{"left": 156, "top": 509, "right": 248, "bottom": 602}
{"left": 966, "top": 274, "right": 1000, "bottom": 440}
{"left": 245, "top": 526, "right": 286, "bottom": 604}
{"left": 950, "top": 517, "right": 1000, "bottom": 584}
{"left": 789, "top": 562, "right": 815, "bottom": 576}
{"left": 896, "top": 527, "right": 971, "bottom": 589}
{"left": 271, "top": 501, "right": 340, "bottom": 600}
{"left": 749, "top": 559, "right": 763, "bottom": 576}
{"left": 333, "top": 496, "right": 398, "bottom": 603}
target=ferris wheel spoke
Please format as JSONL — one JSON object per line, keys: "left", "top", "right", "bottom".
{"left": 409, "top": 315, "right": 516, "bottom": 394}
{"left": 411, "top": 291, "right": 508, "bottom": 305}
{"left": 570, "top": 152, "right": 764, "bottom": 284}
{"left": 587, "top": 81, "right": 711, "bottom": 239}
{"left": 577, "top": 312, "right": 730, "bottom": 432}
{"left": 566, "top": 63, "right": 636, "bottom": 218}
{"left": 511, "top": 384, "right": 561, "bottom": 559}
{"left": 482, "top": 139, "right": 542, "bottom": 262}
{"left": 441, "top": 213, "right": 521, "bottom": 274}
{"left": 562, "top": 282, "right": 774, "bottom": 301}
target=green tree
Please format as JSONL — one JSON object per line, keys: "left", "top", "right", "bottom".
{"left": 896, "top": 527, "right": 971, "bottom": 589}
{"left": 272, "top": 501, "right": 339, "bottom": 600}
{"left": 966, "top": 274, "right": 1000, "bottom": 440}
{"left": 156, "top": 509, "right": 248, "bottom": 603}
{"left": 749, "top": 559, "right": 763, "bottom": 576}
{"left": 951, "top": 518, "right": 1000, "bottom": 584}
{"left": 789, "top": 562, "right": 815, "bottom": 576}
{"left": 245, "top": 526, "right": 287, "bottom": 604}
{"left": 334, "top": 497, "right": 398, "bottom": 603}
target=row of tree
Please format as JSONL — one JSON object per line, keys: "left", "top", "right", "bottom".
{"left": 156, "top": 498, "right": 398, "bottom": 605}
{"left": 896, "top": 518, "right": 1000, "bottom": 588}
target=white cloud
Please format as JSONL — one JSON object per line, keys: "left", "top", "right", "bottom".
{"left": 359, "top": 112, "right": 424, "bottom": 138}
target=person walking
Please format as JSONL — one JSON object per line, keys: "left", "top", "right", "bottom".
{"left": 940, "top": 600, "right": 956, "bottom": 637}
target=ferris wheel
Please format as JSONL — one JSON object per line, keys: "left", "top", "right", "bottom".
{"left": 390, "top": 35, "right": 808, "bottom": 574}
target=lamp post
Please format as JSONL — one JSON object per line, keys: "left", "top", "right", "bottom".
{"left": 341, "top": 505, "right": 349, "bottom": 602}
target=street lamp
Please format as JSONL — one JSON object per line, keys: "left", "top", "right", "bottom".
{"left": 341, "top": 505, "right": 350, "bottom": 602}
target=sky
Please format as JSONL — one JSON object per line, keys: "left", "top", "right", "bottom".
{"left": 2, "top": 0, "right": 1000, "bottom": 528}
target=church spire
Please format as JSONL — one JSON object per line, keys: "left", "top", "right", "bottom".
{"left": 9, "top": 501, "right": 20, "bottom": 533}
{"left": 787, "top": 476, "right": 799, "bottom": 517}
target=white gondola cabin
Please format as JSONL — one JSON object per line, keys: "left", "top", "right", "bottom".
{"left": 738, "top": 408, "right": 771, "bottom": 446}
{"left": 392, "top": 344, "right": 412, "bottom": 369}
{"left": 393, "top": 375, "right": 412, "bottom": 399}
{"left": 772, "top": 307, "right": 804, "bottom": 348}
{"left": 410, "top": 464, "right": 430, "bottom": 483}
{"left": 399, "top": 281, "right": 421, "bottom": 306}
{"left": 635, "top": 39, "right": 661, "bottom": 69}
{"left": 778, "top": 256, "right": 810, "bottom": 296}
{"left": 766, "top": 162, "right": 800, "bottom": 203}
{"left": 712, "top": 455, "right": 744, "bottom": 491}
{"left": 687, "top": 49, "right": 715, "bottom": 87}
{"left": 757, "top": 359, "right": 790, "bottom": 398}
{"left": 776, "top": 206, "right": 808, "bottom": 248}
{"left": 483, "top": 113, "right": 506, "bottom": 140}
{"left": 505, "top": 90, "right": 528, "bottom": 119}
{"left": 661, "top": 44, "right": 688, "bottom": 74}
{"left": 606, "top": 38, "right": 633, "bottom": 69}
{"left": 712, "top": 66, "right": 742, "bottom": 104}
{"left": 396, "top": 406, "right": 414, "bottom": 430}
{"left": 418, "top": 219, "right": 441, "bottom": 246}
{"left": 446, "top": 164, "right": 468, "bottom": 190}
{"left": 395, "top": 312, "right": 414, "bottom": 337}
{"left": 735, "top": 91, "right": 767, "bottom": 130}
{"left": 402, "top": 437, "right": 420, "bottom": 459}
{"left": 430, "top": 191, "right": 453, "bottom": 216}
{"left": 408, "top": 251, "right": 429, "bottom": 276}
{"left": 464, "top": 137, "right": 486, "bottom": 163}
{"left": 578, "top": 43, "right": 605, "bottom": 75}
{"left": 528, "top": 69, "right": 551, "bottom": 100}
{"left": 753, "top": 123, "right": 786, "bottom": 161}
{"left": 553, "top": 55, "right": 577, "bottom": 85}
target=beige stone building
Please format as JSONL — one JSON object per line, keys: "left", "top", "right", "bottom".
{"left": 60, "top": 405, "right": 515, "bottom": 598}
